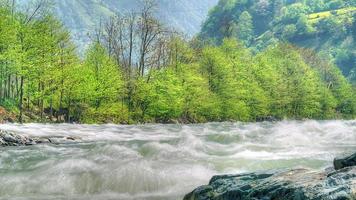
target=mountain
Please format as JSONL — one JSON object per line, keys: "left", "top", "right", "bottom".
{"left": 200, "top": 0, "right": 356, "bottom": 82}
{"left": 18, "top": 0, "right": 219, "bottom": 49}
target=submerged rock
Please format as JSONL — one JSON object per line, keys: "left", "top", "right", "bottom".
{"left": 184, "top": 153, "right": 356, "bottom": 200}
{"left": 47, "top": 136, "right": 79, "bottom": 144}
{"left": 0, "top": 129, "right": 80, "bottom": 146}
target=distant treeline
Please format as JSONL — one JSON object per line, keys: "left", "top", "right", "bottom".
{"left": 0, "top": 0, "right": 355, "bottom": 124}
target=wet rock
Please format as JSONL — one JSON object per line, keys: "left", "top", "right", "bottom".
{"left": 0, "top": 130, "right": 30, "bottom": 146}
{"left": 0, "top": 137, "right": 5, "bottom": 145}
{"left": 334, "top": 152, "right": 356, "bottom": 170}
{"left": 47, "top": 136, "right": 79, "bottom": 144}
{"left": 184, "top": 154, "right": 356, "bottom": 200}
{"left": 0, "top": 129, "right": 81, "bottom": 146}
{"left": 35, "top": 138, "right": 51, "bottom": 144}
{"left": 3, "top": 134, "right": 17, "bottom": 143}
{"left": 66, "top": 136, "right": 76, "bottom": 141}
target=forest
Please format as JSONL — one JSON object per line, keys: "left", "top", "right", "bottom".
{"left": 0, "top": 0, "right": 355, "bottom": 124}
{"left": 200, "top": 0, "right": 356, "bottom": 82}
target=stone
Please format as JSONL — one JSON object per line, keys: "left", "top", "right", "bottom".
{"left": 48, "top": 137, "right": 77, "bottom": 144}
{"left": 334, "top": 152, "right": 356, "bottom": 170}
{"left": 35, "top": 138, "right": 50, "bottom": 144}
{"left": 3, "top": 134, "right": 17, "bottom": 143}
{"left": 184, "top": 154, "right": 356, "bottom": 200}
{"left": 0, "top": 129, "right": 81, "bottom": 146}
{"left": 0, "top": 137, "right": 6, "bottom": 145}
{"left": 66, "top": 136, "right": 76, "bottom": 141}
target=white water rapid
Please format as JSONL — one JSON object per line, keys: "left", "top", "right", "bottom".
{"left": 0, "top": 121, "right": 355, "bottom": 200}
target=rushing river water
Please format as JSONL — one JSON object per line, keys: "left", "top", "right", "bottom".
{"left": 0, "top": 121, "right": 355, "bottom": 200}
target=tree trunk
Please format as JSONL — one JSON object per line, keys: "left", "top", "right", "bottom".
{"left": 19, "top": 76, "right": 24, "bottom": 123}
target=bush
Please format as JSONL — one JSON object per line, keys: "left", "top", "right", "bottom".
{"left": 82, "top": 103, "right": 129, "bottom": 124}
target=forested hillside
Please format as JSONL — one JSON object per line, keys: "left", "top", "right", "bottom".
{"left": 17, "top": 0, "right": 219, "bottom": 49}
{"left": 0, "top": 1, "right": 355, "bottom": 124}
{"left": 200, "top": 0, "right": 356, "bottom": 82}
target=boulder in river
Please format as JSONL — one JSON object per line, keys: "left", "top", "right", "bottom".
{"left": 0, "top": 130, "right": 35, "bottom": 146}
{"left": 334, "top": 152, "right": 356, "bottom": 170}
{"left": 184, "top": 153, "right": 356, "bottom": 200}
{"left": 0, "top": 129, "right": 80, "bottom": 146}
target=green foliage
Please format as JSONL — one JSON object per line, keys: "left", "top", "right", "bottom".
{"left": 82, "top": 103, "right": 129, "bottom": 124}
{"left": 0, "top": 2, "right": 355, "bottom": 124}
{"left": 258, "top": 45, "right": 324, "bottom": 118}
{"left": 235, "top": 11, "right": 254, "bottom": 45}
{"left": 146, "top": 69, "right": 184, "bottom": 122}
{"left": 83, "top": 42, "right": 123, "bottom": 108}
{"left": 200, "top": 0, "right": 356, "bottom": 81}
{"left": 0, "top": 99, "right": 19, "bottom": 113}
{"left": 200, "top": 42, "right": 251, "bottom": 121}
{"left": 296, "top": 15, "right": 315, "bottom": 35}
{"left": 282, "top": 24, "right": 297, "bottom": 39}
{"left": 281, "top": 3, "right": 309, "bottom": 23}
{"left": 178, "top": 64, "right": 219, "bottom": 122}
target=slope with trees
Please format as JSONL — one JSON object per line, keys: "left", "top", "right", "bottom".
{"left": 200, "top": 0, "right": 356, "bottom": 82}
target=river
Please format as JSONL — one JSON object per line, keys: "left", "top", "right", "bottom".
{"left": 0, "top": 121, "right": 355, "bottom": 200}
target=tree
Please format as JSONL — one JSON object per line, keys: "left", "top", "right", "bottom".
{"left": 179, "top": 63, "right": 219, "bottom": 122}
{"left": 137, "top": 0, "right": 163, "bottom": 76}
{"left": 296, "top": 15, "right": 315, "bottom": 35}
{"left": 306, "top": 0, "right": 326, "bottom": 12}
{"left": 1, "top": 0, "right": 355, "bottom": 124}
{"left": 317, "top": 16, "right": 347, "bottom": 39}
{"left": 200, "top": 39, "right": 262, "bottom": 121}
{"left": 282, "top": 24, "right": 297, "bottom": 39}
{"left": 83, "top": 42, "right": 123, "bottom": 109}
{"left": 235, "top": 11, "right": 254, "bottom": 46}
{"left": 15, "top": 0, "right": 50, "bottom": 123}
{"left": 256, "top": 44, "right": 328, "bottom": 118}
{"left": 146, "top": 69, "right": 184, "bottom": 122}
{"left": 273, "top": 0, "right": 284, "bottom": 17}
{"left": 280, "top": 3, "right": 308, "bottom": 23}
{"left": 0, "top": 6, "right": 18, "bottom": 104}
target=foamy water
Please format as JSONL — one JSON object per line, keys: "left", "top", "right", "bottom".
{"left": 0, "top": 121, "right": 355, "bottom": 200}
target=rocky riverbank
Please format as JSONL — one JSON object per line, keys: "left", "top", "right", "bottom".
{"left": 0, "top": 129, "right": 80, "bottom": 146}
{"left": 184, "top": 153, "right": 356, "bottom": 200}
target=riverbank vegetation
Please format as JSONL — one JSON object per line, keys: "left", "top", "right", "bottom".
{"left": 0, "top": 1, "right": 355, "bottom": 124}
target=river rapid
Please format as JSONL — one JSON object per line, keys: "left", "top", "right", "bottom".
{"left": 0, "top": 121, "right": 355, "bottom": 200}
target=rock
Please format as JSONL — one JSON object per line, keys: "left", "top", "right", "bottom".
{"left": 257, "top": 116, "right": 280, "bottom": 122}
{"left": 3, "top": 134, "right": 17, "bottom": 143}
{"left": 0, "top": 129, "right": 81, "bottom": 146}
{"left": 66, "top": 136, "right": 76, "bottom": 141}
{"left": 0, "top": 137, "right": 5, "bottom": 145}
{"left": 35, "top": 138, "right": 51, "bottom": 144}
{"left": 334, "top": 152, "right": 356, "bottom": 170}
{"left": 48, "top": 137, "right": 78, "bottom": 144}
{"left": 184, "top": 154, "right": 356, "bottom": 200}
